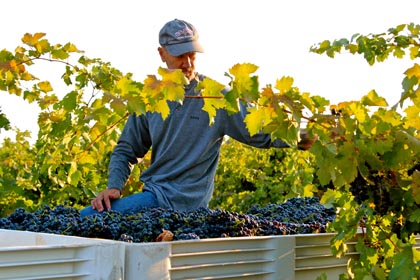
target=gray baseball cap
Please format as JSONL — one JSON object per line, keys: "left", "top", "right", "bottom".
{"left": 159, "top": 19, "right": 204, "bottom": 56}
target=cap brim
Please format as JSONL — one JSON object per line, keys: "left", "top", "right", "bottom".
{"left": 166, "top": 41, "right": 204, "bottom": 56}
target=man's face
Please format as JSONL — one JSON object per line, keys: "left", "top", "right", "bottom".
{"left": 158, "top": 47, "right": 197, "bottom": 81}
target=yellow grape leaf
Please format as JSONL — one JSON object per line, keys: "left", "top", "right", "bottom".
{"left": 202, "top": 98, "right": 225, "bottom": 125}
{"left": 143, "top": 75, "right": 160, "bottom": 90}
{"left": 349, "top": 102, "right": 368, "bottom": 123}
{"left": 159, "top": 67, "right": 186, "bottom": 84}
{"left": 49, "top": 109, "right": 66, "bottom": 122}
{"left": 77, "top": 153, "right": 96, "bottom": 165}
{"left": 143, "top": 75, "right": 162, "bottom": 101}
{"left": 405, "top": 63, "right": 420, "bottom": 79}
{"left": 199, "top": 78, "right": 226, "bottom": 125}
{"left": 116, "top": 75, "right": 140, "bottom": 97}
{"left": 162, "top": 82, "right": 184, "bottom": 102}
{"left": 199, "top": 77, "right": 225, "bottom": 98}
{"left": 244, "top": 106, "right": 272, "bottom": 136}
{"left": 38, "top": 81, "right": 53, "bottom": 93}
{"left": 22, "top": 32, "right": 46, "bottom": 46}
{"left": 410, "top": 46, "right": 419, "bottom": 60}
{"left": 229, "top": 63, "right": 259, "bottom": 99}
{"left": 64, "top": 42, "right": 79, "bottom": 53}
{"left": 404, "top": 105, "right": 420, "bottom": 129}
{"left": 152, "top": 99, "right": 170, "bottom": 119}
{"left": 34, "top": 39, "right": 50, "bottom": 53}
{"left": 229, "top": 63, "right": 258, "bottom": 78}
{"left": 275, "top": 76, "right": 294, "bottom": 94}
{"left": 158, "top": 67, "right": 187, "bottom": 102}
{"left": 361, "top": 90, "right": 388, "bottom": 106}
{"left": 258, "top": 87, "right": 279, "bottom": 108}
{"left": 375, "top": 108, "right": 403, "bottom": 126}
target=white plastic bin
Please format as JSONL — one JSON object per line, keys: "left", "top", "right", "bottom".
{"left": 0, "top": 229, "right": 125, "bottom": 280}
{"left": 0, "top": 229, "right": 372, "bottom": 280}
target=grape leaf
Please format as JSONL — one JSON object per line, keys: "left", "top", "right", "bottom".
{"left": 244, "top": 106, "right": 273, "bottom": 136}
{"left": 126, "top": 95, "right": 146, "bottom": 115}
{"left": 116, "top": 75, "right": 139, "bottom": 97}
{"left": 411, "top": 171, "right": 420, "bottom": 204}
{"left": 388, "top": 245, "right": 415, "bottom": 280}
{"left": 361, "top": 90, "right": 388, "bottom": 106}
{"left": 404, "top": 105, "right": 420, "bottom": 130}
{"left": 229, "top": 63, "right": 259, "bottom": 102}
{"left": 62, "top": 91, "right": 77, "bottom": 111}
{"left": 275, "top": 76, "right": 294, "bottom": 94}
{"left": 22, "top": 32, "right": 46, "bottom": 46}
{"left": 404, "top": 63, "right": 420, "bottom": 79}
{"left": 198, "top": 77, "right": 226, "bottom": 125}
{"left": 38, "top": 81, "right": 53, "bottom": 93}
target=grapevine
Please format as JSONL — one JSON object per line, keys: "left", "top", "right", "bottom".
{"left": 1, "top": 23, "right": 420, "bottom": 279}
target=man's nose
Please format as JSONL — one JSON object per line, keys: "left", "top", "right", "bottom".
{"left": 182, "top": 57, "right": 192, "bottom": 67}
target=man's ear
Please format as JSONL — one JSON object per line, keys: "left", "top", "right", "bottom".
{"left": 158, "top": 47, "right": 166, "bottom": 63}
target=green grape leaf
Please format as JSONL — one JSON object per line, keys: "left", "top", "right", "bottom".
{"left": 388, "top": 246, "right": 415, "bottom": 280}
{"left": 68, "top": 161, "right": 82, "bottom": 186}
{"left": 320, "top": 189, "right": 337, "bottom": 209}
{"left": 337, "top": 142, "right": 358, "bottom": 183}
{"left": 408, "top": 208, "right": 420, "bottom": 223}
{"left": 411, "top": 170, "right": 420, "bottom": 204}
{"left": 393, "top": 47, "right": 405, "bottom": 59}
{"left": 51, "top": 48, "right": 69, "bottom": 60}
{"left": 395, "top": 130, "right": 420, "bottom": 154}
{"left": 62, "top": 91, "right": 77, "bottom": 111}
{"left": 23, "top": 89, "right": 39, "bottom": 103}
{"left": 126, "top": 95, "right": 146, "bottom": 115}
{"left": 0, "top": 113, "right": 10, "bottom": 130}
{"left": 110, "top": 98, "right": 126, "bottom": 117}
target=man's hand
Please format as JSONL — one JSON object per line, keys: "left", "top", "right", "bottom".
{"left": 298, "top": 130, "right": 317, "bottom": 151}
{"left": 91, "top": 188, "right": 121, "bottom": 212}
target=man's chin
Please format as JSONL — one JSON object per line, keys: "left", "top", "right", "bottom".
{"left": 184, "top": 72, "right": 196, "bottom": 82}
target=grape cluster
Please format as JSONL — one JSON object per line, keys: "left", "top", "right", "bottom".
{"left": 0, "top": 197, "right": 335, "bottom": 243}
{"left": 349, "top": 171, "right": 394, "bottom": 215}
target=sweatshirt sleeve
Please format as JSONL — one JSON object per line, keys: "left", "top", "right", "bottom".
{"left": 107, "top": 113, "right": 152, "bottom": 192}
{"left": 223, "top": 102, "right": 290, "bottom": 149}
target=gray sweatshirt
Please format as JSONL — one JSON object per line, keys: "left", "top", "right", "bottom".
{"left": 107, "top": 74, "right": 289, "bottom": 211}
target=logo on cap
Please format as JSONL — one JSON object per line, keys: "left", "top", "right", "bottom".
{"left": 174, "top": 28, "right": 194, "bottom": 40}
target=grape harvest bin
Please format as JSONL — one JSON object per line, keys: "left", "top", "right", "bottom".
{"left": 1, "top": 229, "right": 419, "bottom": 280}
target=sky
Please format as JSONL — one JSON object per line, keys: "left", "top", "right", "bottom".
{"left": 1, "top": 0, "right": 419, "bottom": 141}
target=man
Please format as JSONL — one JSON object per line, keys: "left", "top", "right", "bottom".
{"left": 80, "top": 19, "right": 312, "bottom": 217}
